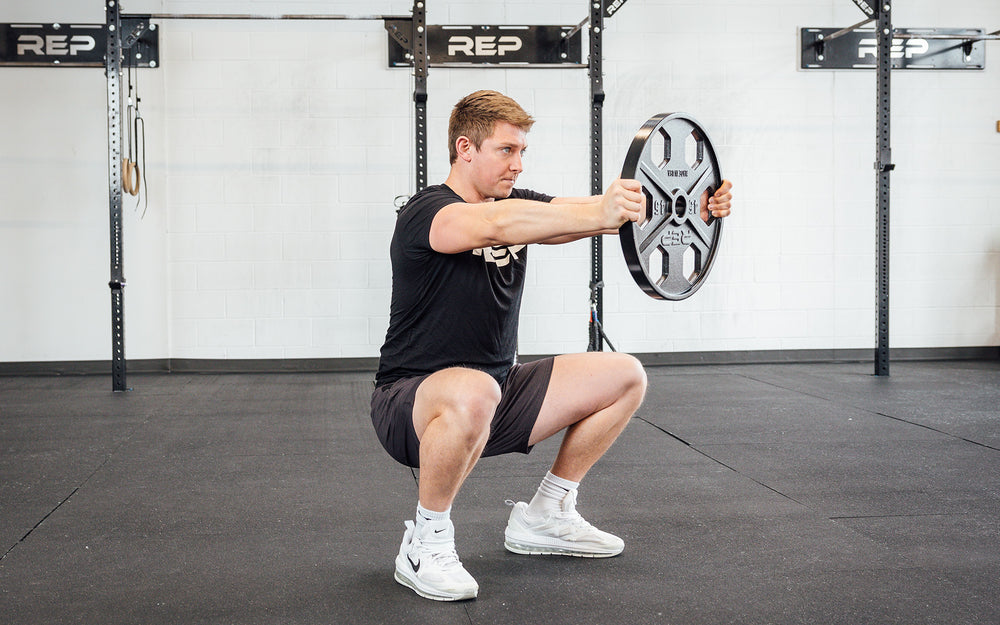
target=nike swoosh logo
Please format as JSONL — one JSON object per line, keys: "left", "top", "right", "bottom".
{"left": 407, "top": 554, "right": 420, "bottom": 572}
{"left": 434, "top": 528, "right": 446, "bottom": 534}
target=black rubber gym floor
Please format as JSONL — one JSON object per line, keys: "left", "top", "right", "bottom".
{"left": 2, "top": 360, "right": 998, "bottom": 624}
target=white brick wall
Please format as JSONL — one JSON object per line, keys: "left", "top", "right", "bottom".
{"left": 0, "top": 0, "right": 998, "bottom": 364}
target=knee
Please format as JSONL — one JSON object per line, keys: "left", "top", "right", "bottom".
{"left": 614, "top": 352, "right": 648, "bottom": 396}
{"left": 630, "top": 355, "right": 648, "bottom": 396}
{"left": 612, "top": 353, "right": 647, "bottom": 404}
{"left": 437, "top": 369, "right": 501, "bottom": 439}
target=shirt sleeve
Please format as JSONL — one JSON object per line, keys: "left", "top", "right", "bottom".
{"left": 510, "top": 188, "right": 555, "bottom": 203}
{"left": 395, "top": 186, "right": 464, "bottom": 257}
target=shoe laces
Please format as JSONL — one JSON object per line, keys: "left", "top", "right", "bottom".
{"left": 420, "top": 541, "right": 463, "bottom": 570}
{"left": 553, "top": 508, "right": 596, "bottom": 532}
{"left": 415, "top": 528, "right": 463, "bottom": 570}
{"left": 552, "top": 490, "right": 598, "bottom": 531}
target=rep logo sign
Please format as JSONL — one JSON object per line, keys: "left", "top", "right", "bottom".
{"left": 1, "top": 24, "right": 104, "bottom": 65}
{"left": 858, "top": 38, "right": 930, "bottom": 60}
{"left": 800, "top": 26, "right": 984, "bottom": 70}
{"left": 447, "top": 35, "right": 522, "bottom": 58}
{"left": 16, "top": 33, "right": 96, "bottom": 57}
{"left": 385, "top": 24, "right": 581, "bottom": 67}
{"left": 0, "top": 22, "right": 158, "bottom": 67}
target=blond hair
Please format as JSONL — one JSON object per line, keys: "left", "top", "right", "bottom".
{"left": 448, "top": 90, "right": 535, "bottom": 164}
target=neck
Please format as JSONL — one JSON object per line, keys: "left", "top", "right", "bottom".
{"left": 444, "top": 167, "right": 491, "bottom": 204}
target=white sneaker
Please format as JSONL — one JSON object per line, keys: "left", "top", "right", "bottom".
{"left": 394, "top": 519, "right": 479, "bottom": 601}
{"left": 504, "top": 490, "right": 624, "bottom": 558}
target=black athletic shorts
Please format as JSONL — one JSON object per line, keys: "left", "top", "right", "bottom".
{"left": 370, "top": 358, "right": 555, "bottom": 468}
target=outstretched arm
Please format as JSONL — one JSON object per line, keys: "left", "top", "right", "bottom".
{"left": 428, "top": 179, "right": 644, "bottom": 254}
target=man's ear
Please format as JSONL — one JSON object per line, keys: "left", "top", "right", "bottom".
{"left": 455, "top": 136, "right": 475, "bottom": 163}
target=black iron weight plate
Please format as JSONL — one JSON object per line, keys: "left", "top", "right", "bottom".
{"left": 619, "top": 112, "right": 723, "bottom": 301}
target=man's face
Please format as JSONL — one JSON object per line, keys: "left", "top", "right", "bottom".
{"left": 468, "top": 121, "right": 527, "bottom": 200}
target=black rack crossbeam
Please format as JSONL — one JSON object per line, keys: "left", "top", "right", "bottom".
{"left": 127, "top": 13, "right": 407, "bottom": 21}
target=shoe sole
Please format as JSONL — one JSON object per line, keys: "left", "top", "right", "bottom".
{"left": 394, "top": 563, "right": 478, "bottom": 601}
{"left": 503, "top": 536, "right": 623, "bottom": 558}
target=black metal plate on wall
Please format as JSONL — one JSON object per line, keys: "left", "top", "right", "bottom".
{"left": 0, "top": 20, "right": 159, "bottom": 67}
{"left": 386, "top": 22, "right": 582, "bottom": 67}
{"left": 801, "top": 28, "right": 985, "bottom": 70}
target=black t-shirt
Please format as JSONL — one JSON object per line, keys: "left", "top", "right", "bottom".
{"left": 375, "top": 184, "right": 554, "bottom": 387}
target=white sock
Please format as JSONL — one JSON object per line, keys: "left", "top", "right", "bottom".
{"left": 526, "top": 471, "right": 580, "bottom": 518}
{"left": 415, "top": 503, "right": 450, "bottom": 532}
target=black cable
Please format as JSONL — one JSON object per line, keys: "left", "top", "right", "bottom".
{"left": 588, "top": 280, "right": 616, "bottom": 352}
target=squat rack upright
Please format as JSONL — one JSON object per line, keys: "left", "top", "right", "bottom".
{"left": 103, "top": 1, "right": 610, "bottom": 391}
{"left": 826, "top": 1, "right": 999, "bottom": 375}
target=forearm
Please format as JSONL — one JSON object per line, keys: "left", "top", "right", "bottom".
{"left": 537, "top": 195, "right": 620, "bottom": 244}
{"left": 540, "top": 229, "right": 618, "bottom": 245}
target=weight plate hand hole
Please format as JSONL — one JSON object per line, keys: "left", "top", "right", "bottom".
{"left": 700, "top": 187, "right": 713, "bottom": 223}
{"left": 649, "top": 247, "right": 666, "bottom": 284}
{"left": 640, "top": 188, "right": 655, "bottom": 229}
{"left": 683, "top": 245, "right": 698, "bottom": 282}
{"left": 650, "top": 127, "right": 670, "bottom": 169}
{"left": 685, "top": 131, "right": 704, "bottom": 170}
